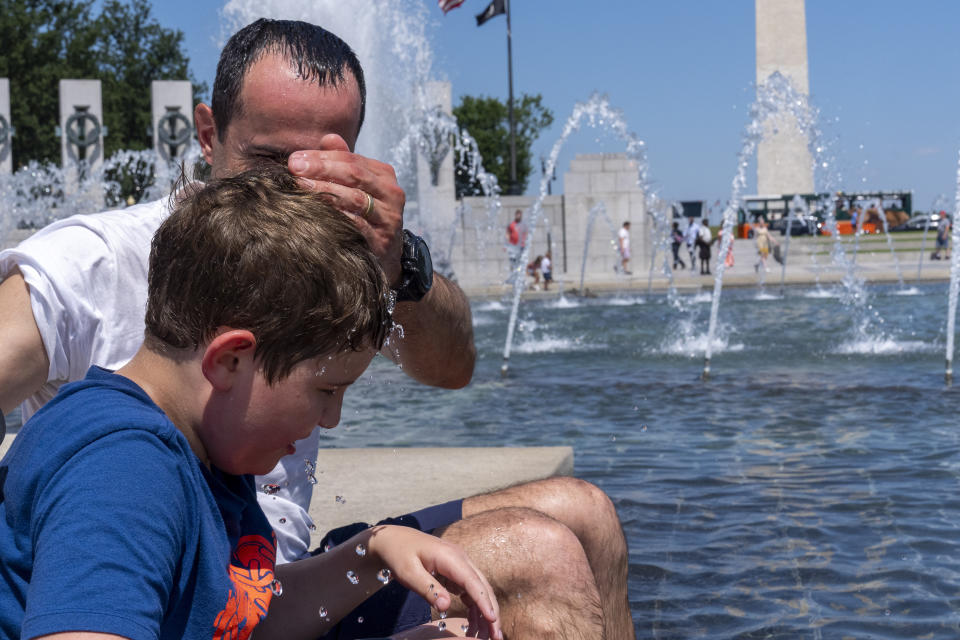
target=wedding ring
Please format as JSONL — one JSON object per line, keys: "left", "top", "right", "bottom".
{"left": 362, "top": 192, "right": 375, "bottom": 219}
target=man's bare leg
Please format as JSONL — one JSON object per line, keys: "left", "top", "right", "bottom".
{"left": 458, "top": 477, "right": 634, "bottom": 640}
{"left": 437, "top": 507, "right": 604, "bottom": 639}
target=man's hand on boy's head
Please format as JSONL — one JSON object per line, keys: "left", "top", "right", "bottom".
{"left": 367, "top": 525, "right": 503, "bottom": 640}
{"left": 288, "top": 135, "right": 405, "bottom": 286}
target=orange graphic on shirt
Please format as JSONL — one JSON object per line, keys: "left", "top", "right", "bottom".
{"left": 212, "top": 533, "right": 277, "bottom": 640}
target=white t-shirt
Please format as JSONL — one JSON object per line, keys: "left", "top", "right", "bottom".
{"left": 0, "top": 197, "right": 317, "bottom": 563}
{"left": 540, "top": 255, "right": 552, "bottom": 274}
{"left": 700, "top": 226, "right": 712, "bottom": 244}
{"left": 617, "top": 227, "right": 630, "bottom": 252}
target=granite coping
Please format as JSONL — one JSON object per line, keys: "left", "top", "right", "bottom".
{"left": 0, "top": 435, "right": 574, "bottom": 547}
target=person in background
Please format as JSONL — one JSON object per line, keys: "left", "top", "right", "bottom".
{"left": 617, "top": 221, "right": 632, "bottom": 275}
{"left": 684, "top": 216, "right": 701, "bottom": 273}
{"left": 541, "top": 251, "right": 553, "bottom": 290}
{"left": 696, "top": 218, "right": 713, "bottom": 275}
{"left": 670, "top": 221, "right": 686, "bottom": 270}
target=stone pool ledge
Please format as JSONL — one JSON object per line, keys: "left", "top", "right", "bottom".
{"left": 0, "top": 435, "right": 574, "bottom": 545}
{"left": 307, "top": 446, "right": 573, "bottom": 546}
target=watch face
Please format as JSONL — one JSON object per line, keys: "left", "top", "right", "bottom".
{"left": 397, "top": 230, "right": 433, "bottom": 301}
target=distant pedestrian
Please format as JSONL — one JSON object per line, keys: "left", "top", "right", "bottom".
{"left": 526, "top": 254, "right": 543, "bottom": 288}
{"left": 717, "top": 226, "right": 734, "bottom": 269}
{"left": 684, "top": 217, "right": 701, "bottom": 272}
{"left": 696, "top": 219, "right": 713, "bottom": 275}
{"left": 506, "top": 209, "right": 528, "bottom": 274}
{"left": 541, "top": 251, "right": 553, "bottom": 290}
{"left": 670, "top": 221, "right": 686, "bottom": 270}
{"left": 933, "top": 215, "right": 951, "bottom": 260}
{"left": 617, "top": 221, "right": 632, "bottom": 275}
{"left": 753, "top": 220, "right": 778, "bottom": 272}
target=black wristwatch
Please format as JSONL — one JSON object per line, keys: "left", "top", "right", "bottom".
{"left": 394, "top": 230, "right": 433, "bottom": 302}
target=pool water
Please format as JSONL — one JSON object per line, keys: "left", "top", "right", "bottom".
{"left": 331, "top": 282, "right": 960, "bottom": 638}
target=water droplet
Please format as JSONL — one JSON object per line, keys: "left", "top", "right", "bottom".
{"left": 438, "top": 621, "right": 446, "bottom": 631}
{"left": 323, "top": 541, "right": 333, "bottom": 552}
{"left": 308, "top": 523, "right": 317, "bottom": 531}
{"left": 641, "top": 425, "right": 648, "bottom": 432}
{"left": 377, "top": 568, "right": 392, "bottom": 584}
{"left": 335, "top": 495, "right": 346, "bottom": 504}
{"left": 461, "top": 624, "right": 469, "bottom": 633}
{"left": 319, "top": 605, "right": 328, "bottom": 617}
{"left": 440, "top": 611, "right": 447, "bottom": 620}
{"left": 307, "top": 473, "right": 318, "bottom": 485}
{"left": 355, "top": 543, "right": 366, "bottom": 556}
{"left": 347, "top": 570, "right": 359, "bottom": 585}
{"left": 884, "top": 608, "right": 891, "bottom": 616}
{"left": 358, "top": 616, "right": 364, "bottom": 623}
{"left": 261, "top": 483, "right": 280, "bottom": 495}
{"left": 270, "top": 578, "right": 283, "bottom": 596}
{"left": 609, "top": 435, "right": 616, "bottom": 442}
{"left": 279, "top": 518, "right": 286, "bottom": 524}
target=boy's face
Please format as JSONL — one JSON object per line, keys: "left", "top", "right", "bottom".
{"left": 207, "top": 347, "right": 376, "bottom": 476}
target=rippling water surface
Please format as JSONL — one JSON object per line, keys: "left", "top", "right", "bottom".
{"left": 336, "top": 282, "right": 960, "bottom": 639}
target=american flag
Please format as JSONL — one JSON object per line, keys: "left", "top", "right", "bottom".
{"left": 438, "top": 0, "right": 465, "bottom": 13}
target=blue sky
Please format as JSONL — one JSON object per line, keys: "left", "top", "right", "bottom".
{"left": 150, "top": 0, "right": 960, "bottom": 212}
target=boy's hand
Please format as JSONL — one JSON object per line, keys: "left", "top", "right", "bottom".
{"left": 288, "top": 136, "right": 405, "bottom": 286}
{"left": 368, "top": 525, "right": 502, "bottom": 639}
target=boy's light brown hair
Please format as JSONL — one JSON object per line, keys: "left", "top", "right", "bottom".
{"left": 145, "top": 168, "right": 391, "bottom": 383}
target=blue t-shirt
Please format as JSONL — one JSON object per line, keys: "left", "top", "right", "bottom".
{"left": 0, "top": 366, "right": 278, "bottom": 640}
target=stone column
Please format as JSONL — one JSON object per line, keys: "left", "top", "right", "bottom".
{"left": 59, "top": 79, "right": 104, "bottom": 175}
{"left": 151, "top": 80, "right": 194, "bottom": 162}
{"left": 755, "top": 0, "right": 814, "bottom": 195}
{"left": 415, "top": 81, "right": 457, "bottom": 270}
{"left": 0, "top": 79, "right": 11, "bottom": 173}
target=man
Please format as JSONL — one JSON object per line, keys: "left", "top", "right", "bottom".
{"left": 505, "top": 208, "right": 527, "bottom": 278}
{"left": 617, "top": 221, "right": 632, "bottom": 275}
{"left": 0, "top": 18, "right": 632, "bottom": 640}
{"left": 684, "top": 216, "right": 701, "bottom": 273}
{"left": 697, "top": 218, "right": 713, "bottom": 275}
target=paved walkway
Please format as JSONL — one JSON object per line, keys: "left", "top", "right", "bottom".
{"left": 462, "top": 233, "right": 954, "bottom": 299}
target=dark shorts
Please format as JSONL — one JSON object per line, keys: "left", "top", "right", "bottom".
{"left": 315, "top": 499, "right": 463, "bottom": 639}
{"left": 543, "top": 271, "right": 552, "bottom": 282}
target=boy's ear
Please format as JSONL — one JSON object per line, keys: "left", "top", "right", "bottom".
{"left": 202, "top": 329, "right": 257, "bottom": 391}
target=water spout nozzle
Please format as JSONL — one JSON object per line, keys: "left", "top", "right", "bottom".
{"left": 701, "top": 359, "right": 711, "bottom": 382}
{"left": 946, "top": 360, "right": 953, "bottom": 386}
{"left": 500, "top": 359, "right": 509, "bottom": 378}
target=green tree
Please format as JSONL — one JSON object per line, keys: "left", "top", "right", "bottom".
{"left": 0, "top": 0, "right": 206, "bottom": 169}
{"left": 452, "top": 93, "right": 553, "bottom": 197}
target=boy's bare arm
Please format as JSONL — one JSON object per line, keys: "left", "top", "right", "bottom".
{"left": 261, "top": 525, "right": 501, "bottom": 640}
{"left": 0, "top": 268, "right": 49, "bottom": 414}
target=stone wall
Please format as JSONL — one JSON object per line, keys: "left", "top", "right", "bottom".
{"left": 447, "top": 152, "right": 648, "bottom": 291}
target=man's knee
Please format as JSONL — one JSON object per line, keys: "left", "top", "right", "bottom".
{"left": 439, "top": 507, "right": 604, "bottom": 638}
{"left": 439, "top": 507, "right": 594, "bottom": 591}
{"left": 465, "top": 476, "right": 623, "bottom": 540}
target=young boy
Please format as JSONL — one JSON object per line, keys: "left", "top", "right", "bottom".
{"left": 0, "top": 169, "right": 501, "bottom": 640}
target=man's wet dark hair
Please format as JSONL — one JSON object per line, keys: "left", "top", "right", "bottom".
{"left": 212, "top": 18, "right": 367, "bottom": 143}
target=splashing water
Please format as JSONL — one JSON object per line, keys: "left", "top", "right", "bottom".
{"left": 870, "top": 197, "right": 907, "bottom": 290}
{"left": 355, "top": 543, "right": 366, "bottom": 556}
{"left": 944, "top": 150, "right": 960, "bottom": 382}
{"left": 702, "top": 72, "right": 881, "bottom": 378}
{"left": 346, "top": 570, "right": 359, "bottom": 585}
{"left": 501, "top": 93, "right": 654, "bottom": 376}
{"left": 578, "top": 201, "right": 620, "bottom": 294}
{"left": 304, "top": 458, "right": 318, "bottom": 485}
{"left": 377, "top": 568, "right": 392, "bottom": 584}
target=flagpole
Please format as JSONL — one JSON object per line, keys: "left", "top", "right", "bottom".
{"left": 506, "top": 0, "right": 517, "bottom": 194}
